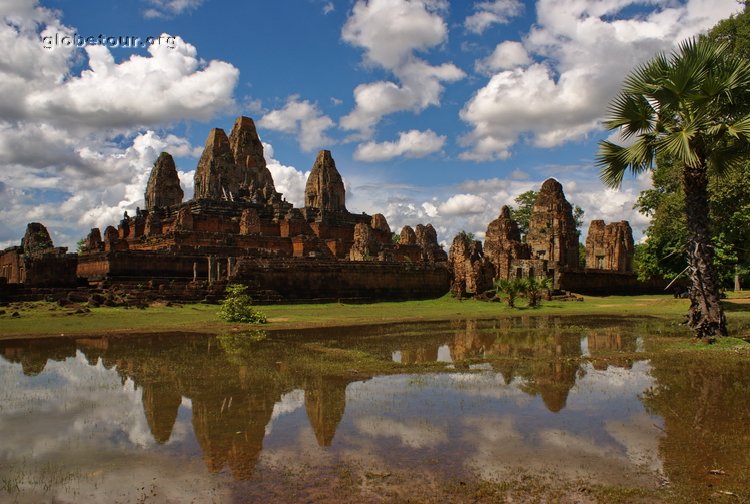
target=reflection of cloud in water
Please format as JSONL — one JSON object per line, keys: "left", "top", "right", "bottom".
{"left": 355, "top": 416, "right": 448, "bottom": 448}
{"left": 463, "top": 416, "right": 653, "bottom": 485}
{"left": 259, "top": 420, "right": 333, "bottom": 469}
{"left": 0, "top": 352, "right": 153, "bottom": 454}
{"left": 0, "top": 352, "right": 233, "bottom": 503}
{"left": 444, "top": 372, "right": 533, "bottom": 406}
{"left": 265, "top": 389, "right": 305, "bottom": 436}
{"left": 460, "top": 362, "right": 660, "bottom": 487}
{"left": 605, "top": 413, "right": 664, "bottom": 474}
{"left": 565, "top": 361, "right": 655, "bottom": 411}
{"left": 437, "top": 345, "right": 452, "bottom": 362}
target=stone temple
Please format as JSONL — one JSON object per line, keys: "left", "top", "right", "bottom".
{"left": 70, "top": 117, "right": 447, "bottom": 301}
{"left": 448, "top": 178, "right": 653, "bottom": 297}
{"left": 0, "top": 116, "right": 660, "bottom": 302}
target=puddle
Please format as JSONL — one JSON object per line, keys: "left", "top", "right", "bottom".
{"left": 0, "top": 316, "right": 748, "bottom": 502}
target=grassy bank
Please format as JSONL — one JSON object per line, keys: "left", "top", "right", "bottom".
{"left": 2, "top": 292, "right": 749, "bottom": 340}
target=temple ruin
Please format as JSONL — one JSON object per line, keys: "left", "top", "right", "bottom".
{"left": 449, "top": 178, "right": 660, "bottom": 296}
{"left": 0, "top": 116, "right": 661, "bottom": 302}
{"left": 0, "top": 223, "right": 77, "bottom": 288}
{"left": 585, "top": 220, "right": 635, "bottom": 272}
{"left": 5, "top": 116, "right": 448, "bottom": 302}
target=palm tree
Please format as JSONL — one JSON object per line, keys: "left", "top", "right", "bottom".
{"left": 522, "top": 276, "right": 552, "bottom": 307}
{"left": 494, "top": 278, "right": 523, "bottom": 308}
{"left": 597, "top": 37, "right": 750, "bottom": 339}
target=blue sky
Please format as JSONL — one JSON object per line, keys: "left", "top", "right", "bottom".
{"left": 0, "top": 0, "right": 743, "bottom": 249}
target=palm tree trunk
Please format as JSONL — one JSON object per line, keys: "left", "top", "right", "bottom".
{"left": 682, "top": 165, "right": 728, "bottom": 338}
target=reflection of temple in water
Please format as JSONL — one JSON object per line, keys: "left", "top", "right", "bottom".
{"left": 0, "top": 318, "right": 650, "bottom": 479}
{"left": 391, "top": 317, "right": 645, "bottom": 413}
{"left": 399, "top": 346, "right": 439, "bottom": 364}
{"left": 191, "top": 391, "right": 276, "bottom": 479}
{"left": 0, "top": 334, "right": 357, "bottom": 480}
{"left": 586, "top": 329, "right": 638, "bottom": 370}
{"left": 303, "top": 376, "right": 348, "bottom": 447}
{"left": 142, "top": 383, "right": 181, "bottom": 444}
{"left": 2, "top": 338, "right": 76, "bottom": 376}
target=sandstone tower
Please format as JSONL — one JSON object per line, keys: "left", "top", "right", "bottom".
{"left": 525, "top": 178, "right": 579, "bottom": 269}
{"left": 305, "top": 150, "right": 346, "bottom": 212}
{"left": 145, "top": 152, "right": 183, "bottom": 210}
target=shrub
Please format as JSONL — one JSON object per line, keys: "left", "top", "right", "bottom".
{"left": 521, "top": 276, "right": 552, "bottom": 307}
{"left": 218, "top": 284, "right": 267, "bottom": 323}
{"left": 494, "top": 278, "right": 524, "bottom": 308}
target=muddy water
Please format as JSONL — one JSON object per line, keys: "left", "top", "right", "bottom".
{"left": 0, "top": 316, "right": 748, "bottom": 503}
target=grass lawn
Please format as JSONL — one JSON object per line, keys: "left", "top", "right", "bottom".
{"left": 2, "top": 291, "right": 749, "bottom": 340}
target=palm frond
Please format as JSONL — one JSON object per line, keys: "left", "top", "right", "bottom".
{"left": 596, "top": 139, "right": 654, "bottom": 188}
{"left": 603, "top": 93, "right": 655, "bottom": 136}
{"left": 599, "top": 35, "right": 750, "bottom": 189}
{"left": 726, "top": 116, "right": 750, "bottom": 140}
{"left": 656, "top": 127, "right": 699, "bottom": 167}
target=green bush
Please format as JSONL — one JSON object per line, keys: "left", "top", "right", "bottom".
{"left": 218, "top": 284, "right": 267, "bottom": 324}
{"left": 493, "top": 278, "right": 524, "bottom": 308}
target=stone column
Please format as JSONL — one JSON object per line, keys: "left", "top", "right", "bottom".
{"left": 193, "top": 262, "right": 197, "bottom": 282}
{"left": 228, "top": 257, "right": 235, "bottom": 278}
{"left": 207, "top": 256, "right": 215, "bottom": 284}
{"left": 217, "top": 261, "right": 222, "bottom": 281}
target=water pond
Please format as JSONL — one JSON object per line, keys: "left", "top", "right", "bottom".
{"left": 1, "top": 316, "right": 748, "bottom": 503}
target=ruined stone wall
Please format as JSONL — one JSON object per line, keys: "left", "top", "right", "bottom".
{"left": 191, "top": 214, "right": 240, "bottom": 234}
{"left": 23, "top": 253, "right": 78, "bottom": 287}
{"left": 114, "top": 231, "right": 295, "bottom": 257}
{"left": 234, "top": 258, "right": 450, "bottom": 301}
{"left": 558, "top": 270, "right": 666, "bottom": 295}
{"left": 392, "top": 244, "right": 422, "bottom": 263}
{"left": 585, "top": 220, "right": 634, "bottom": 273}
{"left": 507, "top": 259, "right": 552, "bottom": 280}
{"left": 77, "top": 254, "right": 111, "bottom": 280}
{"left": 292, "top": 236, "right": 334, "bottom": 259}
{"left": 78, "top": 252, "right": 208, "bottom": 281}
{"left": 309, "top": 222, "right": 357, "bottom": 242}
{"left": 279, "top": 220, "right": 314, "bottom": 238}
{"left": 0, "top": 247, "right": 24, "bottom": 284}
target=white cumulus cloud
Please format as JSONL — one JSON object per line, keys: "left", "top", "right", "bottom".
{"left": 0, "top": 1, "right": 237, "bottom": 248}
{"left": 464, "top": 0, "right": 524, "bottom": 34}
{"left": 259, "top": 96, "right": 335, "bottom": 152}
{"left": 354, "top": 129, "right": 446, "bottom": 162}
{"left": 341, "top": 0, "right": 464, "bottom": 137}
{"left": 263, "top": 142, "right": 310, "bottom": 207}
{"left": 143, "top": 0, "right": 203, "bottom": 19}
{"left": 438, "top": 194, "right": 489, "bottom": 216}
{"left": 460, "top": 0, "right": 744, "bottom": 161}
{"left": 475, "top": 40, "right": 531, "bottom": 74}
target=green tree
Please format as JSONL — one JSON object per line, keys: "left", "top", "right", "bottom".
{"left": 510, "top": 190, "right": 537, "bottom": 237}
{"left": 458, "top": 230, "right": 475, "bottom": 241}
{"left": 710, "top": 1, "right": 750, "bottom": 58}
{"left": 597, "top": 37, "right": 750, "bottom": 338}
{"left": 510, "top": 190, "right": 584, "bottom": 240}
{"left": 218, "top": 284, "right": 267, "bottom": 324}
{"left": 634, "top": 155, "right": 750, "bottom": 287}
{"left": 578, "top": 243, "right": 587, "bottom": 269}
